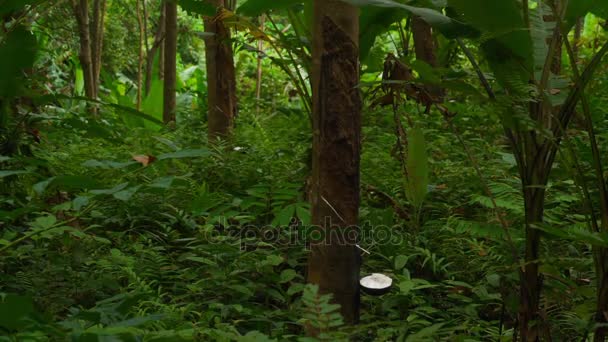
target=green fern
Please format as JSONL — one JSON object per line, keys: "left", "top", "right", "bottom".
{"left": 299, "top": 284, "right": 348, "bottom": 342}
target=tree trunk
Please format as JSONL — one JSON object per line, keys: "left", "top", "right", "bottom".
{"left": 412, "top": 16, "right": 437, "bottom": 68}
{"left": 72, "top": 0, "right": 95, "bottom": 100}
{"left": 91, "top": 0, "right": 106, "bottom": 97}
{"left": 145, "top": 3, "right": 165, "bottom": 95}
{"left": 515, "top": 15, "right": 565, "bottom": 340}
{"left": 306, "top": 0, "right": 361, "bottom": 326}
{"left": 136, "top": 0, "right": 144, "bottom": 110}
{"left": 595, "top": 247, "right": 608, "bottom": 341}
{"left": 255, "top": 14, "right": 265, "bottom": 116}
{"left": 162, "top": 0, "right": 177, "bottom": 124}
{"left": 573, "top": 17, "right": 585, "bottom": 62}
{"left": 204, "top": 0, "right": 237, "bottom": 141}
{"left": 411, "top": 15, "right": 443, "bottom": 105}
{"left": 518, "top": 181, "right": 546, "bottom": 342}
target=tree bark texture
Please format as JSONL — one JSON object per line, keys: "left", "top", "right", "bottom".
{"left": 306, "top": 0, "right": 362, "bottom": 325}
{"left": 204, "top": 0, "right": 237, "bottom": 141}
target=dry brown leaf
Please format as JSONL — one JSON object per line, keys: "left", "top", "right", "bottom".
{"left": 132, "top": 155, "right": 156, "bottom": 166}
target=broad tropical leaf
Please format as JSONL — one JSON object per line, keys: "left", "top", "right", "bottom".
{"left": 344, "top": 0, "right": 478, "bottom": 39}
{"left": 237, "top": 0, "right": 305, "bottom": 16}
{"left": 178, "top": 0, "right": 216, "bottom": 16}
{"left": 405, "top": 127, "right": 429, "bottom": 208}
{"left": 0, "top": 26, "right": 38, "bottom": 97}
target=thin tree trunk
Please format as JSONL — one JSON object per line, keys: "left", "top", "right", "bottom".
{"left": 91, "top": 0, "right": 106, "bottom": 97}
{"left": 145, "top": 3, "right": 165, "bottom": 95}
{"left": 255, "top": 14, "right": 265, "bottom": 116}
{"left": 204, "top": 0, "right": 237, "bottom": 140}
{"left": 71, "top": 0, "right": 95, "bottom": 100}
{"left": 162, "top": 0, "right": 177, "bottom": 124}
{"left": 516, "top": 14, "right": 565, "bottom": 340}
{"left": 159, "top": 15, "right": 166, "bottom": 81}
{"left": 307, "top": 0, "right": 361, "bottom": 326}
{"left": 573, "top": 17, "right": 584, "bottom": 62}
{"left": 596, "top": 248, "right": 608, "bottom": 341}
{"left": 518, "top": 181, "right": 547, "bottom": 342}
{"left": 136, "top": 0, "right": 144, "bottom": 110}
{"left": 143, "top": 0, "right": 149, "bottom": 55}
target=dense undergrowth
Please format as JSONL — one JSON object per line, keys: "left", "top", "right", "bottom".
{"left": 2, "top": 83, "right": 608, "bottom": 340}
{"left": 4, "top": 1, "right": 608, "bottom": 341}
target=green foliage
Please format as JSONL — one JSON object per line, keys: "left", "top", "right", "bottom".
{"left": 237, "top": 0, "right": 305, "bottom": 17}
{"left": 178, "top": 0, "right": 216, "bottom": 16}
{"left": 405, "top": 126, "right": 429, "bottom": 209}
{"left": 0, "top": 0, "right": 44, "bottom": 16}
{"left": 344, "top": 0, "right": 479, "bottom": 39}
{"left": 4, "top": 1, "right": 608, "bottom": 341}
{"left": 0, "top": 26, "right": 38, "bottom": 97}
{"left": 299, "top": 285, "right": 347, "bottom": 341}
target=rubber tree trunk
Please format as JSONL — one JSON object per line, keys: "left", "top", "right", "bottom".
{"left": 203, "top": 0, "right": 237, "bottom": 141}
{"left": 162, "top": 0, "right": 177, "bottom": 124}
{"left": 306, "top": 0, "right": 362, "bottom": 326}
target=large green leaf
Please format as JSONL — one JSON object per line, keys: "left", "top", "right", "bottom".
{"left": 0, "top": 0, "right": 43, "bottom": 16}
{"left": 449, "top": 0, "right": 532, "bottom": 64}
{"left": 237, "top": 0, "right": 305, "bottom": 16}
{"left": 565, "top": 0, "right": 608, "bottom": 30}
{"left": 0, "top": 26, "right": 38, "bottom": 97}
{"left": 0, "top": 294, "right": 35, "bottom": 330}
{"left": 405, "top": 127, "right": 429, "bottom": 208}
{"left": 72, "top": 57, "right": 85, "bottom": 96}
{"left": 157, "top": 149, "right": 211, "bottom": 160}
{"left": 529, "top": 1, "right": 553, "bottom": 75}
{"left": 360, "top": 7, "right": 407, "bottom": 62}
{"left": 535, "top": 224, "right": 608, "bottom": 248}
{"left": 39, "top": 94, "right": 164, "bottom": 126}
{"left": 0, "top": 170, "right": 30, "bottom": 178}
{"left": 178, "top": 0, "right": 216, "bottom": 16}
{"left": 344, "top": 0, "right": 478, "bottom": 39}
{"left": 448, "top": 0, "right": 534, "bottom": 94}
{"left": 33, "top": 175, "right": 101, "bottom": 195}
{"left": 142, "top": 79, "right": 164, "bottom": 130}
